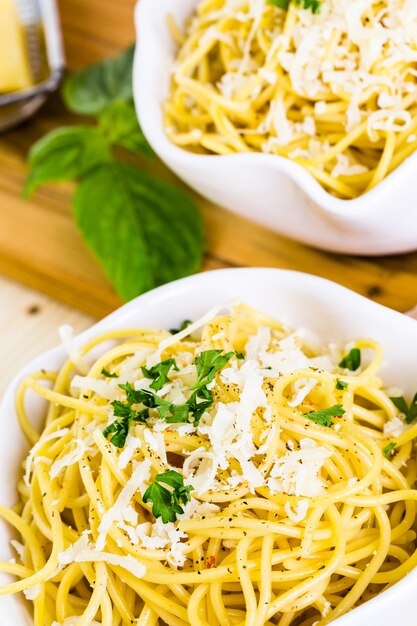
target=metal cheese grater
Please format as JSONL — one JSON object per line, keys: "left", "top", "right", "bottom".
{"left": 0, "top": 0, "right": 65, "bottom": 132}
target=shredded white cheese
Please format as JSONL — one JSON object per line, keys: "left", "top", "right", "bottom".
{"left": 59, "top": 325, "right": 88, "bottom": 374}
{"left": 50, "top": 438, "right": 86, "bottom": 479}
{"left": 23, "top": 584, "right": 41, "bottom": 600}
{"left": 96, "top": 459, "right": 151, "bottom": 551}
{"left": 24, "top": 428, "right": 70, "bottom": 487}
{"left": 284, "top": 499, "right": 309, "bottom": 523}
{"left": 384, "top": 416, "right": 406, "bottom": 438}
{"left": 268, "top": 439, "right": 332, "bottom": 497}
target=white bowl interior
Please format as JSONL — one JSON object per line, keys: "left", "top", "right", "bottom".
{"left": 1, "top": 268, "right": 417, "bottom": 624}
{"left": 134, "top": 0, "right": 417, "bottom": 255}
{"left": 134, "top": 0, "right": 417, "bottom": 218}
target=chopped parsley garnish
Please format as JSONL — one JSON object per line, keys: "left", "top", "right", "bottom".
{"left": 143, "top": 470, "right": 193, "bottom": 523}
{"left": 103, "top": 350, "right": 239, "bottom": 446}
{"left": 170, "top": 320, "right": 192, "bottom": 335}
{"left": 336, "top": 379, "right": 349, "bottom": 390}
{"left": 188, "top": 386, "right": 214, "bottom": 423}
{"left": 339, "top": 348, "right": 361, "bottom": 371}
{"left": 268, "top": 0, "right": 321, "bottom": 14}
{"left": 154, "top": 397, "right": 190, "bottom": 423}
{"left": 101, "top": 368, "right": 118, "bottom": 378}
{"left": 191, "top": 349, "right": 235, "bottom": 390}
{"left": 383, "top": 442, "right": 397, "bottom": 459}
{"left": 390, "top": 393, "right": 417, "bottom": 424}
{"left": 103, "top": 409, "right": 147, "bottom": 448}
{"left": 306, "top": 404, "right": 346, "bottom": 427}
{"left": 103, "top": 382, "right": 149, "bottom": 447}
{"left": 118, "top": 382, "right": 188, "bottom": 423}
{"left": 141, "top": 358, "right": 179, "bottom": 391}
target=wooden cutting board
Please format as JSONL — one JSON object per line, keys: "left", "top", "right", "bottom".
{"left": 1, "top": 0, "right": 417, "bottom": 318}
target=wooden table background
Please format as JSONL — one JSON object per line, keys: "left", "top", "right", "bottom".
{"left": 1, "top": 0, "right": 417, "bottom": 391}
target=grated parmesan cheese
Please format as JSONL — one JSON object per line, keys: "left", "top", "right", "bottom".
{"left": 49, "top": 438, "right": 86, "bottom": 479}
{"left": 268, "top": 439, "right": 332, "bottom": 497}
{"left": 58, "top": 325, "right": 89, "bottom": 374}
{"left": 284, "top": 499, "right": 309, "bottom": 523}
{"left": 118, "top": 435, "right": 142, "bottom": 470}
{"left": 71, "top": 375, "right": 119, "bottom": 400}
{"left": 150, "top": 303, "right": 232, "bottom": 366}
{"left": 10, "top": 539, "right": 25, "bottom": 560}
{"left": 96, "top": 459, "right": 151, "bottom": 551}
{"left": 23, "top": 584, "right": 41, "bottom": 600}
{"left": 383, "top": 416, "right": 406, "bottom": 438}
{"left": 24, "top": 428, "right": 70, "bottom": 487}
{"left": 136, "top": 518, "right": 188, "bottom": 567}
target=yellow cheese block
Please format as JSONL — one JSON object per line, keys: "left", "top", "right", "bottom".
{"left": 0, "top": 0, "right": 32, "bottom": 93}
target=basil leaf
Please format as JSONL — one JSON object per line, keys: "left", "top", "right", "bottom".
{"left": 99, "top": 100, "right": 153, "bottom": 159}
{"left": 24, "top": 127, "right": 111, "bottom": 197}
{"left": 339, "top": 348, "right": 361, "bottom": 371}
{"left": 306, "top": 404, "right": 345, "bottom": 427}
{"left": 72, "top": 161, "right": 204, "bottom": 301}
{"left": 62, "top": 46, "right": 135, "bottom": 115}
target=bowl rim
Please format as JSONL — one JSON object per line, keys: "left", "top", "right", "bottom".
{"left": 134, "top": 0, "right": 417, "bottom": 219}
{"left": 2, "top": 267, "right": 417, "bottom": 625}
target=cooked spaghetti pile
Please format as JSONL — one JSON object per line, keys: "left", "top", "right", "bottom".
{"left": 1, "top": 303, "right": 417, "bottom": 626}
{"left": 165, "top": 0, "right": 417, "bottom": 198}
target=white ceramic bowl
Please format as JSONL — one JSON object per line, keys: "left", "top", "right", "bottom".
{"left": 134, "top": 0, "right": 417, "bottom": 256}
{"left": 1, "top": 268, "right": 417, "bottom": 624}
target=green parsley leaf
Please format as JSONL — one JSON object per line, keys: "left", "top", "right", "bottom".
{"left": 24, "top": 126, "right": 112, "bottom": 198}
{"left": 104, "top": 383, "right": 150, "bottom": 447}
{"left": 141, "top": 358, "right": 179, "bottom": 392}
{"left": 170, "top": 320, "right": 192, "bottom": 335}
{"left": 151, "top": 395, "right": 189, "bottom": 423}
{"left": 118, "top": 382, "right": 147, "bottom": 405}
{"left": 62, "top": 45, "right": 135, "bottom": 115}
{"left": 383, "top": 442, "right": 397, "bottom": 459}
{"left": 336, "top": 379, "right": 348, "bottom": 390}
{"left": 268, "top": 0, "right": 290, "bottom": 8}
{"left": 103, "top": 417, "right": 131, "bottom": 448}
{"left": 236, "top": 352, "right": 245, "bottom": 360}
{"left": 306, "top": 404, "right": 346, "bottom": 427}
{"left": 191, "top": 350, "right": 235, "bottom": 390}
{"left": 188, "top": 386, "right": 214, "bottom": 425}
{"left": 390, "top": 393, "right": 417, "bottom": 424}
{"left": 164, "top": 404, "right": 191, "bottom": 423}
{"left": 101, "top": 368, "right": 118, "bottom": 378}
{"left": 111, "top": 399, "right": 138, "bottom": 419}
{"left": 143, "top": 470, "right": 194, "bottom": 523}
{"left": 268, "top": 0, "right": 320, "bottom": 14}
{"left": 339, "top": 348, "right": 361, "bottom": 371}
{"left": 73, "top": 161, "right": 204, "bottom": 301}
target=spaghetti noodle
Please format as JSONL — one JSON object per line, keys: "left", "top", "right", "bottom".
{"left": 165, "top": 0, "right": 417, "bottom": 198}
{"left": 1, "top": 303, "right": 417, "bottom": 625}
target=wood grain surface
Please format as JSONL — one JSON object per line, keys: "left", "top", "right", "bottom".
{"left": 0, "top": 275, "right": 92, "bottom": 395}
{"left": 0, "top": 0, "right": 417, "bottom": 317}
